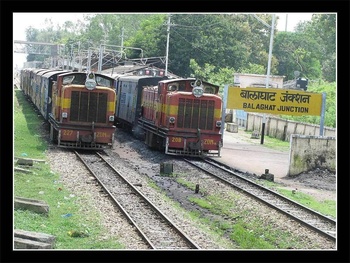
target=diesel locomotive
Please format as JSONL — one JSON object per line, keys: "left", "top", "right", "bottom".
{"left": 113, "top": 75, "right": 223, "bottom": 156}
{"left": 20, "top": 69, "right": 117, "bottom": 150}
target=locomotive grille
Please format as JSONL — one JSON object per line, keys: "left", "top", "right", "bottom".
{"left": 70, "top": 91, "right": 108, "bottom": 123}
{"left": 177, "top": 98, "right": 214, "bottom": 130}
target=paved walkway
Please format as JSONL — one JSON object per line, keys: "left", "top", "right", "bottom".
{"left": 213, "top": 127, "right": 290, "bottom": 182}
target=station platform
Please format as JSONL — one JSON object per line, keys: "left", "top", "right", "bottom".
{"left": 213, "top": 127, "right": 290, "bottom": 182}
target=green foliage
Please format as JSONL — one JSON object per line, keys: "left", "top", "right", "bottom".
{"left": 239, "top": 63, "right": 266, "bottom": 75}
{"left": 187, "top": 191, "right": 318, "bottom": 249}
{"left": 189, "top": 59, "right": 234, "bottom": 96}
{"left": 277, "top": 189, "right": 336, "bottom": 218}
{"left": 14, "top": 90, "right": 48, "bottom": 158}
{"left": 231, "top": 223, "right": 274, "bottom": 249}
{"left": 168, "top": 14, "right": 272, "bottom": 77}
{"left": 124, "top": 14, "right": 167, "bottom": 58}
{"left": 188, "top": 197, "right": 213, "bottom": 210}
{"left": 296, "top": 14, "right": 336, "bottom": 82}
{"left": 273, "top": 31, "right": 323, "bottom": 80}
{"left": 23, "top": 13, "right": 336, "bottom": 83}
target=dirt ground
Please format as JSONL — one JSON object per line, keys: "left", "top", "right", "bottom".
{"left": 272, "top": 168, "right": 336, "bottom": 202}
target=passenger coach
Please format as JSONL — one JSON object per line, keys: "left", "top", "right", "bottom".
{"left": 113, "top": 75, "right": 168, "bottom": 137}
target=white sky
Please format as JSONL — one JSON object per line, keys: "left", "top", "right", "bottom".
{"left": 13, "top": 12, "right": 315, "bottom": 70}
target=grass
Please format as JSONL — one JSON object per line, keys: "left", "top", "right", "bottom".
{"left": 14, "top": 91, "right": 48, "bottom": 158}
{"left": 175, "top": 173, "right": 334, "bottom": 249}
{"left": 251, "top": 179, "right": 336, "bottom": 218}
{"left": 277, "top": 188, "right": 336, "bottom": 218}
{"left": 187, "top": 190, "right": 324, "bottom": 249}
{"left": 14, "top": 89, "right": 124, "bottom": 249}
{"left": 235, "top": 129, "right": 291, "bottom": 151}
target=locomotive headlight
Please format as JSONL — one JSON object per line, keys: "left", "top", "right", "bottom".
{"left": 216, "top": 120, "right": 222, "bottom": 127}
{"left": 62, "top": 112, "right": 68, "bottom": 118}
{"left": 169, "top": 117, "right": 176, "bottom": 123}
{"left": 88, "top": 72, "right": 95, "bottom": 79}
{"left": 85, "top": 79, "right": 96, "bottom": 90}
{"left": 195, "top": 79, "right": 202, "bottom": 87}
{"left": 192, "top": 86, "right": 204, "bottom": 97}
{"left": 109, "top": 115, "right": 114, "bottom": 122}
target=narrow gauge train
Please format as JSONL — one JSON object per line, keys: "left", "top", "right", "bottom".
{"left": 20, "top": 69, "right": 117, "bottom": 150}
{"left": 113, "top": 75, "right": 223, "bottom": 156}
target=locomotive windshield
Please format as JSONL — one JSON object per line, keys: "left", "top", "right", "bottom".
{"left": 203, "top": 86, "right": 216, "bottom": 94}
{"left": 61, "top": 73, "right": 113, "bottom": 88}
{"left": 63, "top": 75, "right": 75, "bottom": 85}
{"left": 96, "top": 75, "right": 113, "bottom": 87}
{"left": 165, "top": 80, "right": 218, "bottom": 95}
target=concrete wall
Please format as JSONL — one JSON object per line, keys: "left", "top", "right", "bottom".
{"left": 241, "top": 113, "right": 336, "bottom": 141}
{"left": 288, "top": 135, "right": 336, "bottom": 176}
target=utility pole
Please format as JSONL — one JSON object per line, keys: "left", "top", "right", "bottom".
{"left": 98, "top": 23, "right": 107, "bottom": 73}
{"left": 165, "top": 14, "right": 171, "bottom": 77}
{"left": 261, "top": 14, "right": 275, "bottom": 144}
{"left": 120, "top": 27, "right": 124, "bottom": 56}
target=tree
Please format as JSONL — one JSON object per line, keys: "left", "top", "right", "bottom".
{"left": 274, "top": 31, "right": 322, "bottom": 81}
{"left": 163, "top": 14, "right": 275, "bottom": 77}
{"left": 189, "top": 59, "right": 232, "bottom": 96}
{"left": 21, "top": 13, "right": 336, "bottom": 84}
{"left": 124, "top": 14, "right": 167, "bottom": 58}
{"left": 295, "top": 14, "right": 336, "bottom": 82}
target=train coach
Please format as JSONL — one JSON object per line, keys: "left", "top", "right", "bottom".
{"left": 114, "top": 75, "right": 223, "bottom": 157}
{"left": 113, "top": 75, "right": 167, "bottom": 133}
{"left": 20, "top": 69, "right": 117, "bottom": 150}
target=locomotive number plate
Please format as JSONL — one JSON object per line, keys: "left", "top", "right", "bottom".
{"left": 63, "top": 130, "right": 73, "bottom": 136}
{"left": 171, "top": 137, "right": 182, "bottom": 143}
{"left": 96, "top": 132, "right": 108, "bottom": 138}
{"left": 204, "top": 139, "right": 215, "bottom": 145}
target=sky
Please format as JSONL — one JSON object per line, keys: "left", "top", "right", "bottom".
{"left": 13, "top": 12, "right": 315, "bottom": 70}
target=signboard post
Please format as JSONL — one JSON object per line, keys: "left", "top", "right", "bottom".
{"left": 319, "top": 92, "right": 327, "bottom": 136}
{"left": 220, "top": 85, "right": 229, "bottom": 139}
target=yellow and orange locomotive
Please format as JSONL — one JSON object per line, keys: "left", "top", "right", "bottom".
{"left": 20, "top": 69, "right": 116, "bottom": 150}
{"left": 114, "top": 76, "right": 223, "bottom": 157}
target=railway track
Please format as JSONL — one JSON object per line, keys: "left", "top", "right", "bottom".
{"left": 183, "top": 157, "right": 336, "bottom": 242}
{"left": 74, "top": 150, "right": 200, "bottom": 250}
